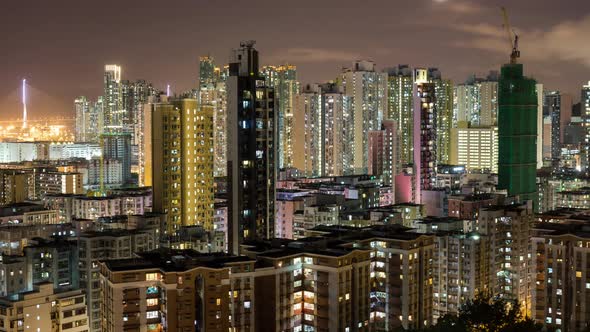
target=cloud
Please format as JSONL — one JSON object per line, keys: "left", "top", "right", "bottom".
{"left": 432, "top": 0, "right": 484, "bottom": 14}
{"left": 266, "top": 48, "right": 364, "bottom": 64}
{"left": 451, "top": 14, "right": 590, "bottom": 68}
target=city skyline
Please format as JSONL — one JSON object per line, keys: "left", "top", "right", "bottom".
{"left": 1, "top": 3, "right": 590, "bottom": 331}
{"left": 1, "top": 0, "right": 590, "bottom": 118}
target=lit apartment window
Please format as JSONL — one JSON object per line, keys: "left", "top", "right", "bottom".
{"left": 145, "top": 273, "right": 159, "bottom": 281}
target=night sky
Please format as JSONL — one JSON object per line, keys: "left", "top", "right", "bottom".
{"left": 1, "top": 0, "right": 589, "bottom": 118}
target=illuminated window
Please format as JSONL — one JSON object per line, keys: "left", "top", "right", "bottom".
{"left": 146, "top": 311, "right": 158, "bottom": 319}
{"left": 145, "top": 273, "right": 159, "bottom": 281}
{"left": 146, "top": 299, "right": 158, "bottom": 306}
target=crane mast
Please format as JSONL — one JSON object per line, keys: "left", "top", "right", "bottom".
{"left": 501, "top": 7, "right": 520, "bottom": 64}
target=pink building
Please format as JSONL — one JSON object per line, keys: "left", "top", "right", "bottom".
{"left": 368, "top": 120, "right": 397, "bottom": 188}
{"left": 275, "top": 190, "right": 313, "bottom": 239}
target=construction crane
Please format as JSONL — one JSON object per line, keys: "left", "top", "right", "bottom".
{"left": 501, "top": 7, "right": 520, "bottom": 64}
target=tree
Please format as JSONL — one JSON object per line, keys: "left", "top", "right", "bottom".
{"left": 409, "top": 293, "right": 544, "bottom": 332}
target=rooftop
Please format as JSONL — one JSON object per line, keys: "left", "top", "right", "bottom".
{"left": 103, "top": 248, "right": 253, "bottom": 272}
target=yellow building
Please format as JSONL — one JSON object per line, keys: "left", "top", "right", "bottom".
{"left": 146, "top": 97, "right": 214, "bottom": 235}
{"left": 0, "top": 170, "right": 27, "bottom": 205}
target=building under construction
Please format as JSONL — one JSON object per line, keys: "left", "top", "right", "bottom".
{"left": 497, "top": 9, "right": 539, "bottom": 208}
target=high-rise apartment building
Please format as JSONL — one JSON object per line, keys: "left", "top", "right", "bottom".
{"left": 581, "top": 82, "right": 590, "bottom": 170}
{"left": 100, "top": 245, "right": 372, "bottom": 332}
{"left": 531, "top": 219, "right": 590, "bottom": 331}
{"left": 454, "top": 72, "right": 499, "bottom": 127}
{"left": 342, "top": 60, "right": 388, "bottom": 174}
{"left": 103, "top": 65, "right": 156, "bottom": 166}
{"left": 386, "top": 65, "right": 414, "bottom": 165}
{"left": 429, "top": 226, "right": 489, "bottom": 321}
{"left": 79, "top": 229, "right": 159, "bottom": 332}
{"left": 413, "top": 69, "right": 437, "bottom": 204}
{"left": 544, "top": 91, "right": 573, "bottom": 160}
{"left": 293, "top": 82, "right": 353, "bottom": 177}
{"left": 478, "top": 202, "right": 533, "bottom": 312}
{"left": 368, "top": 130, "right": 385, "bottom": 179}
{"left": 429, "top": 68, "right": 453, "bottom": 165}
{"left": 103, "top": 65, "right": 123, "bottom": 132}
{"left": 199, "top": 55, "right": 216, "bottom": 87}
{"left": 310, "top": 225, "right": 435, "bottom": 331}
{"left": 368, "top": 120, "right": 398, "bottom": 188}
{"left": 146, "top": 96, "right": 214, "bottom": 235}
{"left": 294, "top": 84, "right": 322, "bottom": 177}
{"left": 75, "top": 96, "right": 103, "bottom": 142}
{"left": 199, "top": 56, "right": 228, "bottom": 177}
{"left": 322, "top": 82, "right": 353, "bottom": 176}
{"left": 536, "top": 83, "right": 544, "bottom": 169}
{"left": 262, "top": 64, "right": 299, "bottom": 169}
{"left": 226, "top": 41, "right": 276, "bottom": 254}
{"left": 129, "top": 79, "right": 157, "bottom": 147}
{"left": 450, "top": 126, "right": 498, "bottom": 173}
{"left": 101, "top": 132, "right": 132, "bottom": 184}
{"left": 75, "top": 96, "right": 90, "bottom": 141}
{"left": 498, "top": 63, "right": 538, "bottom": 205}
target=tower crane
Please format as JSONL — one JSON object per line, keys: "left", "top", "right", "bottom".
{"left": 501, "top": 7, "right": 520, "bottom": 64}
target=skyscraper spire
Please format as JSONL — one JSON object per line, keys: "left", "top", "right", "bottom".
{"left": 22, "top": 79, "right": 27, "bottom": 129}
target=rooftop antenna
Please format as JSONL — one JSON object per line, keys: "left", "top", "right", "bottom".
{"left": 22, "top": 79, "right": 27, "bottom": 129}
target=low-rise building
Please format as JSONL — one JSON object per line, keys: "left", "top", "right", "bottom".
{"left": 447, "top": 193, "right": 502, "bottom": 220}
{"left": 0, "top": 170, "right": 28, "bottom": 205}
{"left": 24, "top": 237, "right": 79, "bottom": 291}
{"left": 0, "top": 223, "right": 74, "bottom": 255}
{"left": 0, "top": 255, "right": 28, "bottom": 297}
{"left": 0, "top": 283, "right": 88, "bottom": 332}
{"left": 555, "top": 187, "right": 590, "bottom": 209}
{"left": 0, "top": 203, "right": 59, "bottom": 226}
{"left": 165, "top": 225, "right": 225, "bottom": 253}
{"left": 73, "top": 193, "right": 150, "bottom": 220}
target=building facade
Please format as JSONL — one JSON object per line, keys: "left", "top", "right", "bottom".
{"left": 146, "top": 97, "right": 214, "bottom": 235}
{"left": 413, "top": 69, "right": 437, "bottom": 204}
{"left": 226, "top": 41, "right": 276, "bottom": 254}
{"left": 342, "top": 60, "right": 388, "bottom": 174}
{"left": 498, "top": 63, "right": 538, "bottom": 205}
